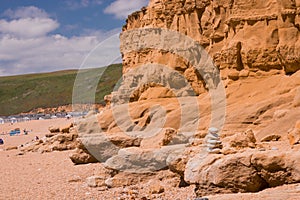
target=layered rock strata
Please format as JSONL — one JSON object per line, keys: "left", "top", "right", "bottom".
{"left": 119, "top": 0, "right": 300, "bottom": 102}
{"left": 72, "top": 0, "right": 300, "bottom": 197}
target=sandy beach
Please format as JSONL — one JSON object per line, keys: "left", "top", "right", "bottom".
{"left": 0, "top": 118, "right": 72, "bottom": 148}
{"left": 0, "top": 119, "right": 100, "bottom": 199}
{"left": 0, "top": 119, "right": 197, "bottom": 200}
{"left": 0, "top": 119, "right": 124, "bottom": 199}
{"left": 0, "top": 119, "right": 299, "bottom": 200}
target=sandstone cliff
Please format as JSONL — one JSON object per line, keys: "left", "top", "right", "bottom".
{"left": 121, "top": 0, "right": 300, "bottom": 91}
{"left": 72, "top": 1, "right": 300, "bottom": 198}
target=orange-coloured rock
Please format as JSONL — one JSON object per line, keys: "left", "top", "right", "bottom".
{"left": 185, "top": 150, "right": 300, "bottom": 196}
{"left": 119, "top": 0, "right": 300, "bottom": 101}
{"left": 288, "top": 128, "right": 300, "bottom": 145}
{"left": 69, "top": 147, "right": 98, "bottom": 164}
{"left": 222, "top": 129, "right": 256, "bottom": 149}
{"left": 139, "top": 87, "right": 175, "bottom": 101}
{"left": 140, "top": 128, "right": 177, "bottom": 148}
{"left": 70, "top": 1, "right": 300, "bottom": 197}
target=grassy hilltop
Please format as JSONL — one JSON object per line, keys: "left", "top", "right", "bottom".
{"left": 0, "top": 64, "right": 122, "bottom": 116}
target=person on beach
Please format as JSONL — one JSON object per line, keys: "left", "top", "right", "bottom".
{"left": 0, "top": 138, "right": 4, "bottom": 145}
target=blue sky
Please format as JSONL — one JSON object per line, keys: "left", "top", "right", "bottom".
{"left": 0, "top": 0, "right": 149, "bottom": 76}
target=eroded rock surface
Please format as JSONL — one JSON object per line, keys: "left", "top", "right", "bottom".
{"left": 185, "top": 150, "right": 300, "bottom": 196}
{"left": 122, "top": 0, "right": 300, "bottom": 83}
{"left": 70, "top": 0, "right": 300, "bottom": 198}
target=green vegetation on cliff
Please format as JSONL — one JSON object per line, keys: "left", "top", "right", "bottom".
{"left": 0, "top": 64, "right": 122, "bottom": 116}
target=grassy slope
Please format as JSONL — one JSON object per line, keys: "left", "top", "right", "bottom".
{"left": 0, "top": 64, "right": 122, "bottom": 116}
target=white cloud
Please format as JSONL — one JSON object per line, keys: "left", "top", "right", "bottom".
{"left": 104, "top": 0, "right": 149, "bottom": 19}
{"left": 0, "top": 18, "right": 59, "bottom": 38}
{"left": 0, "top": 30, "right": 121, "bottom": 76}
{"left": 1, "top": 6, "right": 59, "bottom": 38}
{"left": 3, "top": 6, "right": 49, "bottom": 19}
{"left": 0, "top": 6, "right": 121, "bottom": 76}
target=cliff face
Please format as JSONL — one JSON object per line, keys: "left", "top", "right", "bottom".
{"left": 121, "top": 0, "right": 300, "bottom": 88}
{"left": 71, "top": 1, "right": 300, "bottom": 196}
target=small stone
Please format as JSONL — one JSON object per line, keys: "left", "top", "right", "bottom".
{"left": 86, "top": 176, "right": 106, "bottom": 187}
{"left": 258, "top": 148, "right": 266, "bottom": 151}
{"left": 224, "top": 129, "right": 256, "bottom": 149}
{"left": 48, "top": 126, "right": 60, "bottom": 133}
{"left": 69, "top": 148, "right": 98, "bottom": 165}
{"left": 104, "top": 177, "right": 125, "bottom": 188}
{"left": 239, "top": 69, "right": 250, "bottom": 78}
{"left": 261, "top": 135, "right": 281, "bottom": 142}
{"left": 271, "top": 147, "right": 279, "bottom": 151}
{"left": 45, "top": 133, "right": 58, "bottom": 138}
{"left": 97, "top": 186, "right": 108, "bottom": 191}
{"left": 207, "top": 148, "right": 221, "bottom": 154}
{"left": 68, "top": 176, "right": 81, "bottom": 183}
{"left": 206, "top": 139, "right": 221, "bottom": 144}
{"left": 148, "top": 180, "right": 164, "bottom": 194}
{"left": 208, "top": 127, "right": 219, "bottom": 134}
{"left": 228, "top": 71, "right": 240, "bottom": 81}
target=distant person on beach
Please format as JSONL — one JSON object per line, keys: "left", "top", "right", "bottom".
{"left": 0, "top": 138, "right": 3, "bottom": 145}
{"left": 35, "top": 136, "right": 39, "bottom": 141}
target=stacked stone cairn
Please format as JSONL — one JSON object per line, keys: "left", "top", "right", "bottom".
{"left": 205, "top": 127, "right": 222, "bottom": 154}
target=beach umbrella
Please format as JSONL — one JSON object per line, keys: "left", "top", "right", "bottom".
{"left": 10, "top": 117, "right": 17, "bottom": 123}
{"left": 23, "top": 117, "right": 30, "bottom": 121}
